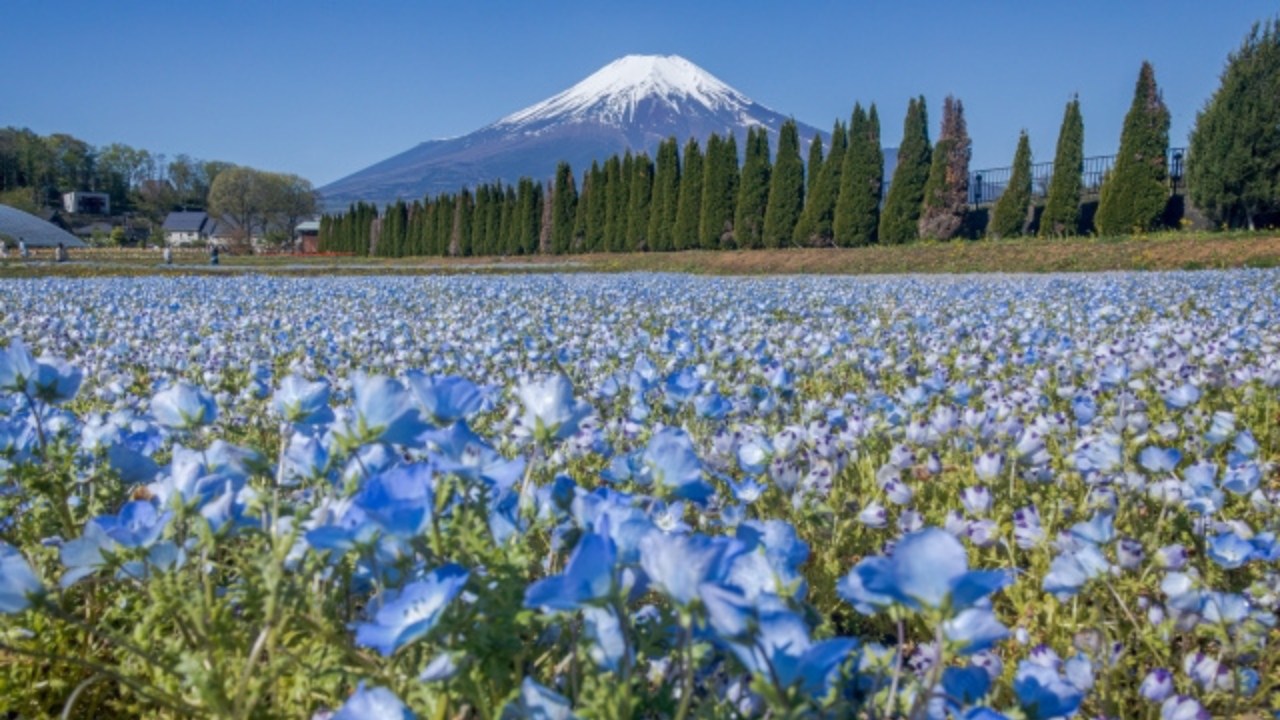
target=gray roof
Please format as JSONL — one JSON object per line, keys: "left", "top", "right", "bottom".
{"left": 0, "top": 205, "right": 89, "bottom": 248}
{"left": 162, "top": 211, "right": 209, "bottom": 233}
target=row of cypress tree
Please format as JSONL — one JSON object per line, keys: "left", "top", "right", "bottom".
{"left": 320, "top": 59, "right": 1189, "bottom": 256}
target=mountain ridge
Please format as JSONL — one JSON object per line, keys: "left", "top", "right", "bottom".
{"left": 321, "top": 55, "right": 883, "bottom": 208}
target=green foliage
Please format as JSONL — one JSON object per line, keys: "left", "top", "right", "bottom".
{"left": 1188, "top": 18, "right": 1280, "bottom": 229}
{"left": 672, "top": 138, "right": 703, "bottom": 251}
{"left": 647, "top": 138, "right": 682, "bottom": 252}
{"left": 604, "top": 155, "right": 626, "bottom": 253}
{"left": 734, "top": 128, "right": 772, "bottom": 249}
{"left": 626, "top": 154, "right": 653, "bottom": 251}
{"left": 762, "top": 120, "right": 805, "bottom": 249}
{"left": 795, "top": 121, "right": 846, "bottom": 246}
{"left": 1041, "top": 98, "right": 1086, "bottom": 237}
{"left": 879, "top": 96, "right": 931, "bottom": 244}
{"left": 917, "top": 96, "right": 970, "bottom": 241}
{"left": 585, "top": 161, "right": 607, "bottom": 252}
{"left": 989, "top": 131, "right": 1034, "bottom": 239}
{"left": 834, "top": 104, "right": 884, "bottom": 247}
{"left": 551, "top": 161, "right": 577, "bottom": 254}
{"left": 698, "top": 133, "right": 738, "bottom": 250}
{"left": 1095, "top": 61, "right": 1171, "bottom": 235}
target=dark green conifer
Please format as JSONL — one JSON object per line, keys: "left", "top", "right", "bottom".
{"left": 834, "top": 103, "right": 884, "bottom": 246}
{"left": 699, "top": 133, "right": 738, "bottom": 249}
{"left": 1095, "top": 61, "right": 1171, "bottom": 235}
{"left": 795, "top": 121, "right": 847, "bottom": 246}
{"left": 763, "top": 120, "right": 805, "bottom": 248}
{"left": 673, "top": 138, "right": 703, "bottom": 250}
{"left": 989, "top": 131, "right": 1033, "bottom": 239}
{"left": 648, "top": 138, "right": 681, "bottom": 251}
{"left": 735, "top": 127, "right": 772, "bottom": 249}
{"left": 552, "top": 161, "right": 577, "bottom": 254}
{"left": 879, "top": 96, "right": 932, "bottom": 244}
{"left": 1040, "top": 98, "right": 1085, "bottom": 237}
{"left": 627, "top": 153, "right": 653, "bottom": 251}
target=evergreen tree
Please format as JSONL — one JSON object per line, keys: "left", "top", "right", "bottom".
{"left": 879, "top": 96, "right": 932, "bottom": 244}
{"left": 699, "top": 133, "right": 739, "bottom": 249}
{"left": 604, "top": 154, "right": 627, "bottom": 252}
{"left": 515, "top": 178, "right": 541, "bottom": 255}
{"left": 435, "top": 195, "right": 454, "bottom": 256}
{"left": 572, "top": 168, "right": 591, "bottom": 252}
{"left": 806, "top": 134, "right": 824, "bottom": 199}
{"left": 1040, "top": 98, "right": 1085, "bottom": 237}
{"left": 834, "top": 103, "right": 884, "bottom": 246}
{"left": 472, "top": 187, "right": 490, "bottom": 256}
{"left": 734, "top": 127, "right": 772, "bottom": 249}
{"left": 673, "top": 138, "right": 703, "bottom": 250}
{"left": 1095, "top": 61, "right": 1171, "bottom": 235}
{"left": 989, "top": 131, "right": 1033, "bottom": 239}
{"left": 1188, "top": 19, "right": 1280, "bottom": 229}
{"left": 586, "top": 162, "right": 607, "bottom": 252}
{"left": 552, "top": 161, "right": 577, "bottom": 254}
{"left": 795, "top": 120, "right": 847, "bottom": 246}
{"left": 648, "top": 137, "right": 681, "bottom": 251}
{"left": 918, "top": 95, "right": 971, "bottom": 241}
{"left": 763, "top": 120, "right": 805, "bottom": 248}
{"left": 627, "top": 153, "right": 654, "bottom": 251}
{"left": 540, "top": 178, "right": 554, "bottom": 254}
{"left": 500, "top": 186, "right": 518, "bottom": 255}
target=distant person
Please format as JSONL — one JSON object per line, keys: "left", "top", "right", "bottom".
{"left": 55, "top": 242, "right": 68, "bottom": 263}
{"left": 0, "top": 241, "right": 7, "bottom": 258}
{"left": 18, "top": 238, "right": 28, "bottom": 258}
{"left": 210, "top": 244, "right": 220, "bottom": 266}
{"left": 163, "top": 246, "right": 173, "bottom": 265}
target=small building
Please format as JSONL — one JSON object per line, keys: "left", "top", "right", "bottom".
{"left": 161, "top": 211, "right": 213, "bottom": 245}
{"left": 296, "top": 219, "right": 320, "bottom": 253}
{"left": 62, "top": 191, "right": 111, "bottom": 215}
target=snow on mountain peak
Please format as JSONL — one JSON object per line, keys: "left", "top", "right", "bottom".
{"left": 496, "top": 54, "right": 756, "bottom": 129}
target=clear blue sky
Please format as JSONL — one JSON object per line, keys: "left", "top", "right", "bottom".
{"left": 1, "top": 1, "right": 1273, "bottom": 187}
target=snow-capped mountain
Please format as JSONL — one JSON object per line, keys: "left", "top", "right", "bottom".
{"left": 321, "top": 55, "right": 832, "bottom": 208}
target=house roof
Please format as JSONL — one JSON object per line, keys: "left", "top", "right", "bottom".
{"left": 296, "top": 220, "right": 321, "bottom": 233}
{"left": 0, "top": 205, "right": 89, "bottom": 247}
{"left": 162, "top": 211, "right": 209, "bottom": 233}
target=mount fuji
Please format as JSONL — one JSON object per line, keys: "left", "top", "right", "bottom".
{"left": 320, "top": 55, "right": 843, "bottom": 208}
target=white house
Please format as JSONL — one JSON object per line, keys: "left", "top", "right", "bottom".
{"left": 161, "top": 211, "right": 214, "bottom": 245}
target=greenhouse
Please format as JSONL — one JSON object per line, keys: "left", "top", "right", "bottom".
{"left": 0, "top": 205, "right": 88, "bottom": 248}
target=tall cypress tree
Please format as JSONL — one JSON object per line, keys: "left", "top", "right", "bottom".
{"left": 603, "top": 154, "right": 625, "bottom": 253}
{"left": 879, "top": 96, "right": 932, "bottom": 244}
{"left": 552, "top": 161, "right": 577, "bottom": 254}
{"left": 673, "top": 138, "right": 703, "bottom": 251}
{"left": 989, "top": 131, "right": 1033, "bottom": 239}
{"left": 763, "top": 120, "right": 805, "bottom": 248}
{"left": 735, "top": 127, "right": 772, "bottom": 249}
{"left": 806, "top": 134, "right": 824, "bottom": 200}
{"left": 586, "top": 161, "right": 607, "bottom": 252}
{"left": 1188, "top": 20, "right": 1280, "bottom": 229}
{"left": 918, "top": 95, "right": 971, "bottom": 241}
{"left": 1095, "top": 61, "right": 1170, "bottom": 235}
{"left": 699, "top": 133, "right": 738, "bottom": 249}
{"left": 1040, "top": 97, "right": 1085, "bottom": 237}
{"left": 834, "top": 103, "right": 884, "bottom": 246}
{"left": 795, "top": 120, "right": 847, "bottom": 246}
{"left": 648, "top": 137, "right": 681, "bottom": 251}
{"left": 627, "top": 153, "right": 654, "bottom": 251}
{"left": 473, "top": 187, "right": 491, "bottom": 256}
{"left": 572, "top": 169, "right": 591, "bottom": 252}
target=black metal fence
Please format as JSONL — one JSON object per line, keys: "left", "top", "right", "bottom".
{"left": 968, "top": 147, "right": 1187, "bottom": 206}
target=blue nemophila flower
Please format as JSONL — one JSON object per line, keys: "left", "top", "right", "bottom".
{"left": 150, "top": 382, "right": 218, "bottom": 429}
{"left": 943, "top": 607, "right": 1011, "bottom": 654}
{"left": 422, "top": 422, "right": 525, "bottom": 489}
{"left": 1162, "top": 384, "right": 1201, "bottom": 410}
{"left": 1139, "top": 668, "right": 1174, "bottom": 702}
{"left": 418, "top": 652, "right": 460, "bottom": 683}
{"left": 841, "top": 528, "right": 1010, "bottom": 615}
{"left": 500, "top": 677, "right": 580, "bottom": 720}
{"left": 638, "top": 427, "right": 714, "bottom": 503}
{"left": 1207, "top": 532, "right": 1257, "bottom": 569}
{"left": 961, "top": 486, "right": 992, "bottom": 516}
{"left": 1042, "top": 544, "right": 1110, "bottom": 600}
{"left": 736, "top": 435, "right": 772, "bottom": 475}
{"left": 524, "top": 532, "right": 616, "bottom": 611}
{"left": 583, "top": 605, "right": 629, "bottom": 672}
{"left": 348, "top": 373, "right": 427, "bottom": 446}
{"left": 638, "top": 531, "right": 744, "bottom": 607}
{"left": 515, "top": 374, "right": 592, "bottom": 444}
{"left": 942, "top": 665, "right": 992, "bottom": 705}
{"left": 332, "top": 683, "right": 415, "bottom": 720}
{"left": 729, "top": 476, "right": 766, "bottom": 504}
{"left": 1012, "top": 660, "right": 1085, "bottom": 719}
{"left": 1138, "top": 446, "right": 1183, "bottom": 474}
{"left": 354, "top": 563, "right": 469, "bottom": 655}
{"left": 271, "top": 375, "right": 332, "bottom": 425}
{"left": 353, "top": 464, "right": 436, "bottom": 537}
{"left": 0, "top": 541, "right": 43, "bottom": 613}
{"left": 280, "top": 432, "right": 329, "bottom": 485}
{"left": 94, "top": 501, "right": 172, "bottom": 548}
{"left": 30, "top": 354, "right": 83, "bottom": 405}
{"left": 1160, "top": 695, "right": 1210, "bottom": 720}
{"left": 405, "top": 372, "right": 484, "bottom": 425}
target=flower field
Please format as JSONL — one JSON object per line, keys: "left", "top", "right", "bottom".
{"left": 0, "top": 271, "right": 1278, "bottom": 719}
